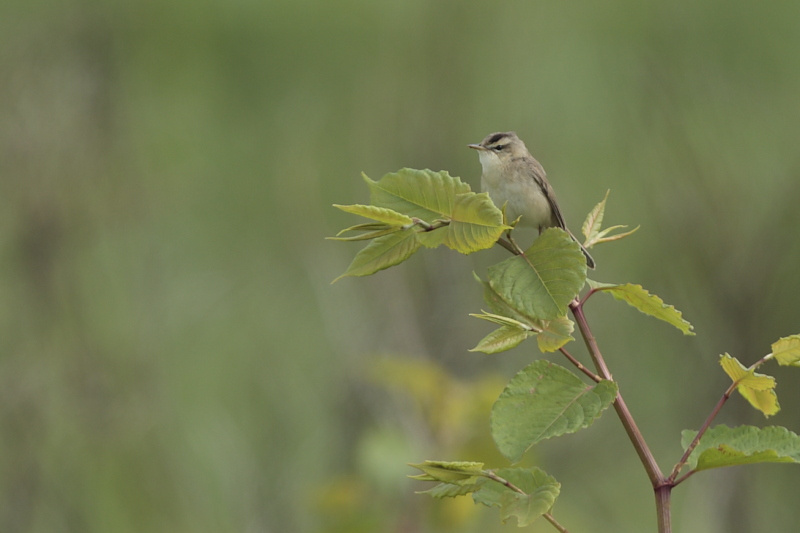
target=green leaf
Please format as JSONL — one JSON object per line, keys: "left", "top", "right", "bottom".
{"left": 408, "top": 460, "right": 486, "bottom": 483}
{"left": 473, "top": 468, "right": 561, "bottom": 527}
{"left": 772, "top": 335, "right": 800, "bottom": 367}
{"left": 535, "top": 316, "right": 575, "bottom": 353}
{"left": 333, "top": 203, "right": 414, "bottom": 226}
{"left": 487, "top": 228, "right": 587, "bottom": 320}
{"left": 590, "top": 282, "right": 695, "bottom": 335}
{"left": 365, "top": 168, "right": 471, "bottom": 221}
{"left": 417, "top": 227, "right": 448, "bottom": 249}
{"left": 410, "top": 461, "right": 562, "bottom": 526}
{"left": 472, "top": 275, "right": 575, "bottom": 353}
{"left": 417, "top": 480, "right": 485, "bottom": 498}
{"left": 469, "top": 319, "right": 573, "bottom": 355}
{"left": 364, "top": 169, "right": 507, "bottom": 254}
{"left": 470, "top": 325, "right": 533, "bottom": 354}
{"left": 446, "top": 192, "right": 508, "bottom": 253}
{"left": 681, "top": 425, "right": 800, "bottom": 471}
{"left": 491, "top": 360, "right": 618, "bottom": 463}
{"left": 477, "top": 272, "right": 533, "bottom": 324}
{"left": 719, "top": 354, "right": 779, "bottom": 417}
{"left": 333, "top": 228, "right": 420, "bottom": 282}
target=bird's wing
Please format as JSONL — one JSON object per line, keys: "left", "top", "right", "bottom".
{"left": 531, "top": 159, "right": 566, "bottom": 229}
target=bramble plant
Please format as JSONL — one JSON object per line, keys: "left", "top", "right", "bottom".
{"left": 330, "top": 168, "right": 800, "bottom": 533}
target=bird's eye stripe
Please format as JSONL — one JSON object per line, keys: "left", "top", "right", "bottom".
{"left": 487, "top": 133, "right": 508, "bottom": 145}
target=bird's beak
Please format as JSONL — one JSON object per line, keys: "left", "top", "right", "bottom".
{"left": 467, "top": 144, "right": 487, "bottom": 151}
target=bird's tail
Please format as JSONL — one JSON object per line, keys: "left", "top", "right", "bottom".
{"left": 566, "top": 229, "right": 596, "bottom": 270}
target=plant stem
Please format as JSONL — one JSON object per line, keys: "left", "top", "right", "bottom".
{"left": 559, "top": 347, "right": 602, "bottom": 383}
{"left": 495, "top": 237, "right": 519, "bottom": 255}
{"left": 497, "top": 237, "right": 674, "bottom": 530}
{"left": 570, "top": 300, "right": 670, "bottom": 531}
{"left": 670, "top": 352, "right": 773, "bottom": 482}
{"left": 654, "top": 485, "right": 672, "bottom": 533}
{"left": 578, "top": 287, "right": 599, "bottom": 307}
{"left": 673, "top": 469, "right": 696, "bottom": 486}
{"left": 610, "top": 391, "right": 663, "bottom": 484}
{"left": 544, "top": 513, "right": 570, "bottom": 533}
{"left": 669, "top": 382, "right": 736, "bottom": 483}
{"left": 569, "top": 301, "right": 613, "bottom": 380}
{"left": 484, "top": 470, "right": 525, "bottom": 493}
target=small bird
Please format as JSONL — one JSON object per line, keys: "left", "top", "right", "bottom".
{"left": 468, "top": 131, "right": 595, "bottom": 269}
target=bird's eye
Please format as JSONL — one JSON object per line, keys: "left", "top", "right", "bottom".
{"left": 493, "top": 145, "right": 505, "bottom": 151}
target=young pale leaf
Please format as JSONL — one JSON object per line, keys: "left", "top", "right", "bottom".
{"left": 772, "top": 335, "right": 800, "bottom": 367}
{"left": 487, "top": 228, "right": 587, "bottom": 320}
{"left": 491, "top": 360, "right": 617, "bottom": 463}
{"left": 335, "top": 222, "right": 394, "bottom": 235}
{"left": 587, "top": 224, "right": 640, "bottom": 247}
{"left": 473, "top": 467, "right": 561, "bottom": 527}
{"left": 590, "top": 282, "right": 694, "bottom": 335}
{"left": 333, "top": 228, "right": 419, "bottom": 282}
{"left": 719, "top": 354, "right": 779, "bottom": 417}
{"left": 408, "top": 460, "right": 486, "bottom": 484}
{"left": 365, "top": 168, "right": 472, "bottom": 222}
{"left": 719, "top": 354, "right": 776, "bottom": 390}
{"left": 333, "top": 204, "right": 414, "bottom": 226}
{"left": 470, "top": 325, "right": 533, "bottom": 354}
{"left": 681, "top": 425, "right": 800, "bottom": 472}
{"left": 469, "top": 312, "right": 532, "bottom": 330}
{"left": 328, "top": 226, "right": 401, "bottom": 241}
{"left": 582, "top": 190, "right": 609, "bottom": 243}
{"left": 580, "top": 190, "right": 640, "bottom": 248}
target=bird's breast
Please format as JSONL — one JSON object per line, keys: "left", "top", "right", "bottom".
{"left": 481, "top": 166, "right": 553, "bottom": 230}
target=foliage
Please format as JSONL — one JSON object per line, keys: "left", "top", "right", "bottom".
{"left": 408, "top": 461, "right": 561, "bottom": 527}
{"left": 681, "top": 425, "right": 800, "bottom": 471}
{"left": 490, "top": 361, "right": 617, "bottom": 463}
{"left": 719, "top": 354, "right": 779, "bottom": 416}
{"left": 471, "top": 275, "right": 576, "bottom": 353}
{"left": 585, "top": 281, "right": 695, "bottom": 336}
{"left": 333, "top": 169, "right": 800, "bottom": 531}
{"left": 330, "top": 169, "right": 509, "bottom": 281}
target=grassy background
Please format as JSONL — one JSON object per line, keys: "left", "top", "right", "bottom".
{"left": 2, "top": 1, "right": 799, "bottom": 532}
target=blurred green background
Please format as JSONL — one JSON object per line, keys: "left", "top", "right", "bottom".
{"left": 2, "top": 1, "right": 800, "bottom": 532}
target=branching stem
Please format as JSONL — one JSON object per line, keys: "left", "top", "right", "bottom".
{"left": 578, "top": 287, "right": 600, "bottom": 307}
{"left": 569, "top": 301, "right": 612, "bottom": 380}
{"left": 495, "top": 237, "right": 519, "bottom": 255}
{"left": 669, "top": 381, "right": 736, "bottom": 483}
{"left": 559, "top": 346, "right": 602, "bottom": 383}
{"left": 570, "top": 299, "right": 670, "bottom": 532}
{"left": 493, "top": 233, "right": 684, "bottom": 532}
